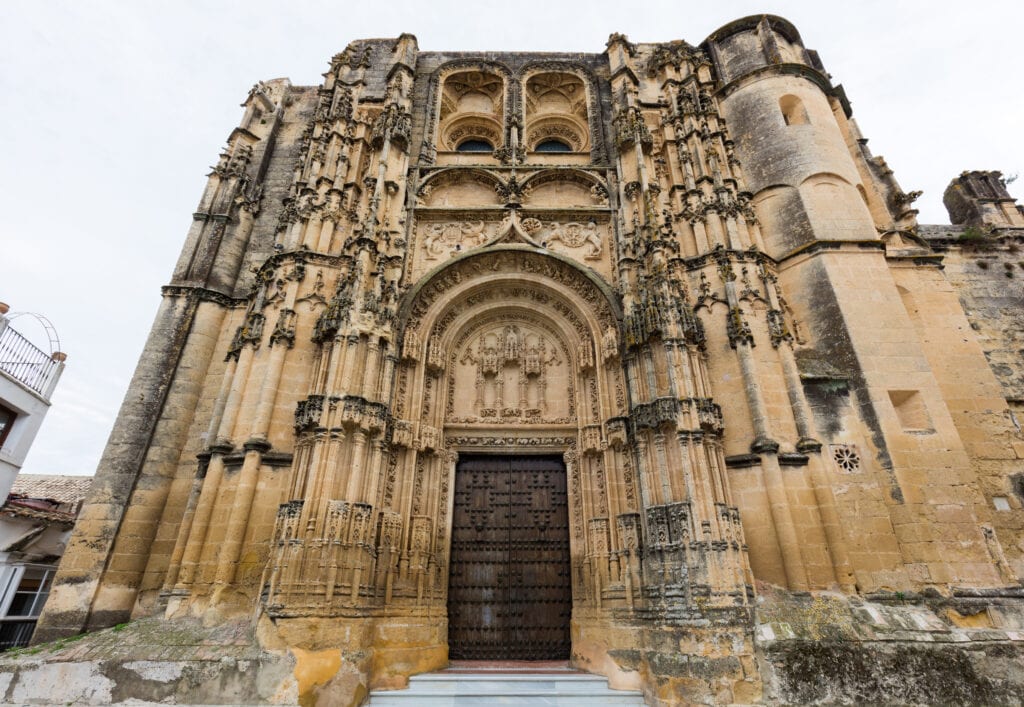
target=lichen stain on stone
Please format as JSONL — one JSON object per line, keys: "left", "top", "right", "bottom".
{"left": 768, "top": 642, "right": 1017, "bottom": 705}
{"left": 757, "top": 592, "right": 858, "bottom": 641}
{"left": 607, "top": 648, "right": 642, "bottom": 671}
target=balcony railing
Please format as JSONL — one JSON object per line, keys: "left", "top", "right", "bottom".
{"left": 0, "top": 618, "right": 37, "bottom": 651}
{"left": 0, "top": 324, "right": 59, "bottom": 396}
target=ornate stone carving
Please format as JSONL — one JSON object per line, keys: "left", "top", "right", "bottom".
{"left": 543, "top": 221, "right": 603, "bottom": 259}
{"left": 452, "top": 322, "right": 567, "bottom": 423}
{"left": 269, "top": 309, "right": 296, "bottom": 348}
{"left": 371, "top": 102, "right": 412, "bottom": 149}
{"left": 404, "top": 249, "right": 618, "bottom": 335}
{"left": 581, "top": 424, "right": 603, "bottom": 455}
{"left": 726, "top": 306, "right": 754, "bottom": 348}
{"left": 766, "top": 308, "right": 792, "bottom": 348}
{"left": 613, "top": 106, "right": 653, "bottom": 151}
{"left": 831, "top": 444, "right": 861, "bottom": 473}
{"left": 445, "top": 435, "right": 576, "bottom": 448}
{"left": 296, "top": 271, "right": 327, "bottom": 310}
{"left": 227, "top": 311, "right": 265, "bottom": 360}
{"left": 391, "top": 420, "right": 414, "bottom": 448}
{"left": 418, "top": 424, "right": 441, "bottom": 452}
{"left": 423, "top": 221, "right": 489, "bottom": 259}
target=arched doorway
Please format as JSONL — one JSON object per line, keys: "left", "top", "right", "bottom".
{"left": 396, "top": 247, "right": 629, "bottom": 660}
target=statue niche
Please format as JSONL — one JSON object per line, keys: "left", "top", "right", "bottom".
{"left": 452, "top": 322, "right": 569, "bottom": 423}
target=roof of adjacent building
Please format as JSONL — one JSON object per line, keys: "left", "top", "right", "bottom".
{"left": 9, "top": 474, "right": 92, "bottom": 505}
{"left": 0, "top": 503, "right": 77, "bottom": 526}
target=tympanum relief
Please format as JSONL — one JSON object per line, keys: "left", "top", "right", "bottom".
{"left": 449, "top": 322, "right": 571, "bottom": 423}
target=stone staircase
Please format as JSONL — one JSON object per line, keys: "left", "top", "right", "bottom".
{"left": 366, "top": 663, "right": 647, "bottom": 706}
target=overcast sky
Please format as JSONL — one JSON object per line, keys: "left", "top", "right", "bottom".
{"left": 2, "top": 1, "right": 1022, "bottom": 476}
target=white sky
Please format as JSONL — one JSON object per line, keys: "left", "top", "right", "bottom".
{"left": 1, "top": 0, "right": 1022, "bottom": 476}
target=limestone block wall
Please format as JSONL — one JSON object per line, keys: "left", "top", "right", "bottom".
{"left": 929, "top": 230, "right": 1024, "bottom": 406}
{"left": 708, "top": 16, "right": 1012, "bottom": 592}
{"left": 916, "top": 225, "right": 1024, "bottom": 579}
{"left": 34, "top": 292, "right": 207, "bottom": 641}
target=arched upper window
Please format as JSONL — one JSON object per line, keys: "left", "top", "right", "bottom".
{"left": 524, "top": 71, "right": 590, "bottom": 154}
{"left": 779, "top": 95, "right": 810, "bottom": 126}
{"left": 535, "top": 139, "right": 572, "bottom": 153}
{"left": 438, "top": 70, "right": 505, "bottom": 154}
{"left": 456, "top": 139, "right": 493, "bottom": 152}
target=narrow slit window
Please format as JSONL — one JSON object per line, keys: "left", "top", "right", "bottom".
{"left": 779, "top": 95, "right": 810, "bottom": 126}
{"left": 888, "top": 390, "right": 933, "bottom": 432}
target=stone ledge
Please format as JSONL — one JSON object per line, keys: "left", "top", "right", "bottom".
{"left": 755, "top": 589, "right": 1024, "bottom": 705}
{"left": 0, "top": 616, "right": 297, "bottom": 705}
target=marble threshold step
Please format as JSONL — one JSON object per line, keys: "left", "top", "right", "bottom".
{"left": 366, "top": 662, "right": 647, "bottom": 706}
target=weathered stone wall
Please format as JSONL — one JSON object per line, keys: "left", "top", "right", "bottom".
{"left": 914, "top": 225, "right": 1024, "bottom": 579}
{"left": 756, "top": 589, "right": 1024, "bottom": 705}
{"left": 1, "top": 617, "right": 298, "bottom": 705}
{"left": 25, "top": 13, "right": 1024, "bottom": 707}
{"left": 926, "top": 227, "right": 1024, "bottom": 406}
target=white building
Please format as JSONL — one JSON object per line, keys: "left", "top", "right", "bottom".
{"left": 0, "top": 301, "right": 74, "bottom": 649}
{"left": 0, "top": 475, "right": 90, "bottom": 649}
{"left": 0, "top": 302, "right": 66, "bottom": 501}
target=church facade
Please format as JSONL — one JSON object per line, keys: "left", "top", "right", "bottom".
{"left": 31, "top": 15, "right": 1024, "bottom": 706}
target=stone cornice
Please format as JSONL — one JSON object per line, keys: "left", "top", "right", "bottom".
{"left": 161, "top": 285, "right": 246, "bottom": 308}
{"left": 714, "top": 62, "right": 834, "bottom": 102}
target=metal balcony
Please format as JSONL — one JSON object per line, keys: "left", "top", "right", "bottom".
{"left": 0, "top": 324, "right": 62, "bottom": 397}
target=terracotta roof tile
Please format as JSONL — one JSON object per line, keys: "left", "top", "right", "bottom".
{"left": 0, "top": 504, "right": 76, "bottom": 526}
{"left": 8, "top": 474, "right": 93, "bottom": 504}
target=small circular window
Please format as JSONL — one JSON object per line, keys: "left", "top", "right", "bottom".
{"left": 456, "top": 139, "right": 493, "bottom": 152}
{"left": 535, "top": 139, "right": 572, "bottom": 153}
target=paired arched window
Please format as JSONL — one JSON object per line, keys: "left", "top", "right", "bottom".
{"left": 436, "top": 68, "right": 592, "bottom": 158}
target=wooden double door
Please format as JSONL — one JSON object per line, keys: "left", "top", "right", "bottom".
{"left": 447, "top": 455, "right": 572, "bottom": 660}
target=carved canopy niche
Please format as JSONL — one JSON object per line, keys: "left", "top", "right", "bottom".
{"left": 439, "top": 70, "right": 505, "bottom": 151}
{"left": 524, "top": 72, "right": 590, "bottom": 152}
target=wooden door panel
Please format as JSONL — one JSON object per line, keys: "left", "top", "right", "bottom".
{"left": 448, "top": 455, "right": 571, "bottom": 660}
{"left": 448, "top": 459, "right": 512, "bottom": 659}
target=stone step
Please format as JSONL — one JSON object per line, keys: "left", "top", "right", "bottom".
{"left": 367, "top": 671, "right": 647, "bottom": 706}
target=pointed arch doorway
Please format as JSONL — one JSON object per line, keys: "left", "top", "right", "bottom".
{"left": 447, "top": 454, "right": 572, "bottom": 660}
